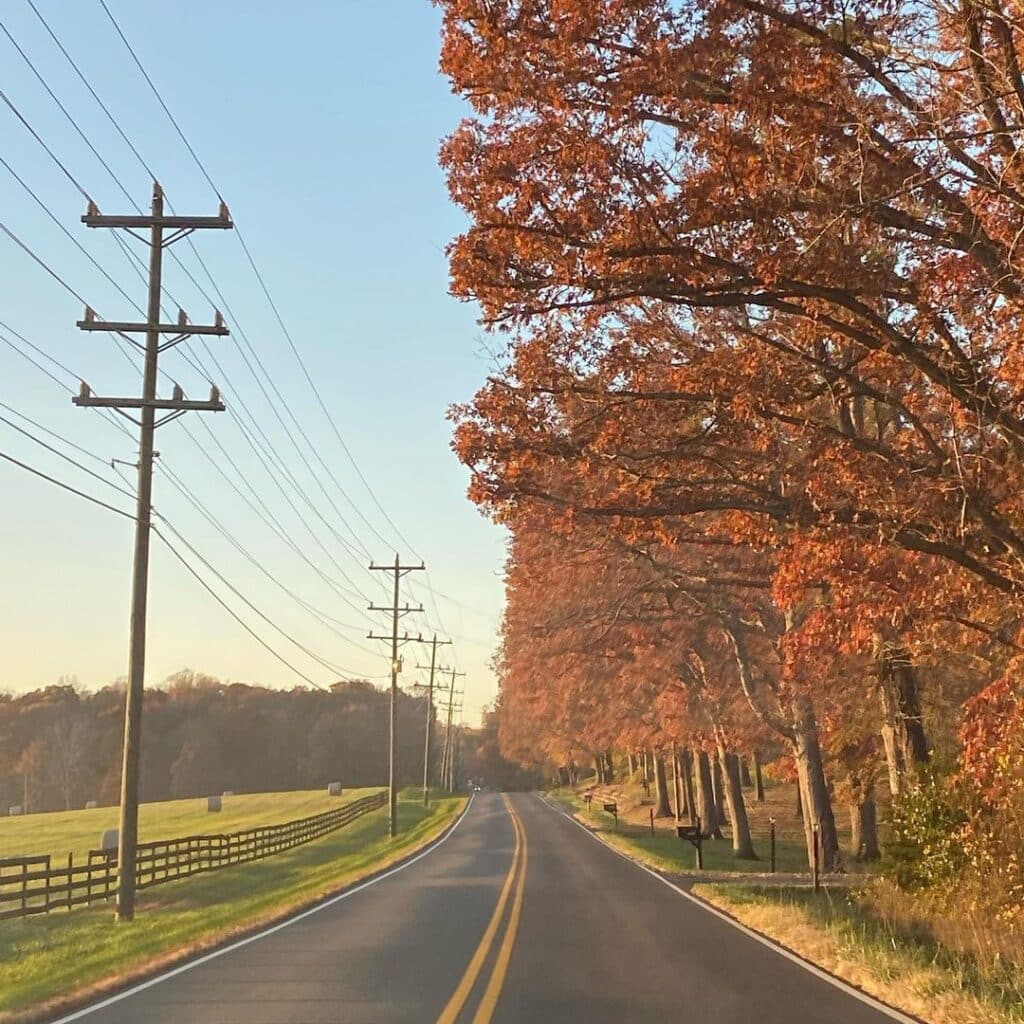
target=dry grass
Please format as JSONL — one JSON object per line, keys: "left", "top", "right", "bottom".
{"left": 697, "top": 883, "right": 1024, "bottom": 1024}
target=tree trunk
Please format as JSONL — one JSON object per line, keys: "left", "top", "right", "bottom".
{"left": 711, "top": 752, "right": 726, "bottom": 828}
{"left": 849, "top": 775, "right": 880, "bottom": 861}
{"left": 740, "top": 758, "right": 753, "bottom": 788}
{"left": 795, "top": 782, "right": 803, "bottom": 820}
{"left": 791, "top": 695, "right": 841, "bottom": 872}
{"left": 604, "top": 750, "right": 615, "bottom": 782}
{"left": 875, "top": 635, "right": 930, "bottom": 796}
{"left": 681, "top": 749, "right": 696, "bottom": 823}
{"left": 694, "top": 748, "right": 723, "bottom": 839}
{"left": 716, "top": 732, "right": 757, "bottom": 858}
{"left": 672, "top": 747, "right": 684, "bottom": 821}
{"left": 752, "top": 749, "right": 765, "bottom": 802}
{"left": 653, "top": 752, "right": 672, "bottom": 817}
{"left": 628, "top": 753, "right": 637, "bottom": 780}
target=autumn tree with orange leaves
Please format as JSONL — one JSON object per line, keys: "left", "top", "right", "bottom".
{"left": 439, "top": 0, "right": 1024, "bottom": 900}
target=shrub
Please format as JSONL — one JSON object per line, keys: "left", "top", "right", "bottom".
{"left": 885, "top": 772, "right": 968, "bottom": 895}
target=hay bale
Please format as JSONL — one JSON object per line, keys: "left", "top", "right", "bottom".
{"left": 100, "top": 828, "right": 118, "bottom": 851}
{"left": 84, "top": 800, "right": 97, "bottom": 810}
{"left": 327, "top": 781, "right": 342, "bottom": 796}
{"left": 222, "top": 790, "right": 234, "bottom": 797}
{"left": 207, "top": 795, "right": 222, "bottom": 812}
{"left": 8, "top": 805, "right": 22, "bottom": 816}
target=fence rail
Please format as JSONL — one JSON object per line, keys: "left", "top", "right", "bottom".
{"left": 0, "top": 790, "right": 387, "bottom": 921}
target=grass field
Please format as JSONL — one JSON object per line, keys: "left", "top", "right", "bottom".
{"left": 0, "top": 791, "right": 465, "bottom": 1022}
{"left": 549, "top": 774, "right": 864, "bottom": 876}
{"left": 0, "top": 788, "right": 375, "bottom": 862}
{"left": 697, "top": 883, "right": 1024, "bottom": 1024}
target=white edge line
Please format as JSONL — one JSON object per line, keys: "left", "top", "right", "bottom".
{"left": 535, "top": 792, "right": 922, "bottom": 1024}
{"left": 50, "top": 793, "right": 477, "bottom": 1024}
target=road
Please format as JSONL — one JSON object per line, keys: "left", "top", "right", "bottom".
{"left": 57, "top": 792, "right": 912, "bottom": 1024}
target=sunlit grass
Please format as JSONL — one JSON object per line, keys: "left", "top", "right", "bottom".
{"left": 549, "top": 788, "right": 810, "bottom": 875}
{"left": 0, "top": 793, "right": 464, "bottom": 1020}
{"left": 0, "top": 788, "right": 376, "bottom": 863}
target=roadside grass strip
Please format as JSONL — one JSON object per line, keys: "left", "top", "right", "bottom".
{"left": 698, "top": 884, "right": 1024, "bottom": 1024}
{"left": 548, "top": 789, "right": 813, "bottom": 877}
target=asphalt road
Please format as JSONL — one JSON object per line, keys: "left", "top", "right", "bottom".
{"left": 58, "top": 792, "right": 912, "bottom": 1024}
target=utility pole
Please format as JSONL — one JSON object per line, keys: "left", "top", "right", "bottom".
{"left": 74, "top": 183, "right": 231, "bottom": 922}
{"left": 437, "top": 669, "right": 465, "bottom": 792}
{"left": 368, "top": 554, "right": 424, "bottom": 837}
{"left": 412, "top": 634, "right": 450, "bottom": 807}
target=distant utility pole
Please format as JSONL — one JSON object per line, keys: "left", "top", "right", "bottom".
{"left": 368, "top": 554, "right": 424, "bottom": 836}
{"left": 438, "top": 669, "right": 465, "bottom": 793}
{"left": 74, "top": 182, "right": 231, "bottom": 922}
{"left": 413, "top": 634, "right": 450, "bottom": 807}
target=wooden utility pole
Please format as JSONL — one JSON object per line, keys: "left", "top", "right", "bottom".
{"left": 368, "top": 554, "right": 424, "bottom": 837}
{"left": 413, "top": 634, "right": 450, "bottom": 807}
{"left": 437, "top": 669, "right": 465, "bottom": 792}
{"left": 74, "top": 183, "right": 231, "bottom": 922}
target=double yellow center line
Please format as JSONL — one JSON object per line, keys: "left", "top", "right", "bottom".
{"left": 435, "top": 796, "right": 528, "bottom": 1024}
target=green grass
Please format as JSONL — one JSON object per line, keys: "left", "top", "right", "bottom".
{"left": 697, "top": 883, "right": 1024, "bottom": 1023}
{"left": 0, "top": 788, "right": 377, "bottom": 862}
{"left": 0, "top": 793, "right": 465, "bottom": 1021}
{"left": 550, "top": 790, "right": 810, "bottom": 874}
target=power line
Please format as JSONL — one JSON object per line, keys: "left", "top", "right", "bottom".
{"left": 98, "top": 0, "right": 220, "bottom": 198}
{"left": 158, "top": 462, "right": 371, "bottom": 636}
{"left": 6, "top": 7, "right": 468, "bottom": 660}
{"left": 0, "top": 217, "right": 90, "bottom": 305}
{"left": 0, "top": 153, "right": 144, "bottom": 314}
{"left": 157, "top": 517, "right": 370, "bottom": 678}
{"left": 2, "top": 298, "right": 376, "bottom": 641}
{"left": 95, "top": 0, "right": 418, "bottom": 570}
{"left": 0, "top": 86, "right": 90, "bottom": 201}
{"left": 25, "top": 0, "right": 158, "bottom": 182}
{"left": 0, "top": 13, "right": 137, "bottom": 208}
{"left": 0, "top": 449, "right": 358, "bottom": 693}
{"left": 0, "top": 447, "right": 133, "bottom": 520}
{"left": 153, "top": 526, "right": 332, "bottom": 691}
{"left": 0, "top": 406, "right": 135, "bottom": 500}
{"left": 15, "top": 11, "right": 392, "bottom": 602}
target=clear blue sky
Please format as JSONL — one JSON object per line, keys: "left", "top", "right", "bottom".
{"left": 0, "top": 1, "right": 506, "bottom": 721}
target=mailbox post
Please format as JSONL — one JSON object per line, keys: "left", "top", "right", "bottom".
{"left": 677, "top": 815, "right": 704, "bottom": 869}
{"left": 603, "top": 801, "right": 618, "bottom": 828}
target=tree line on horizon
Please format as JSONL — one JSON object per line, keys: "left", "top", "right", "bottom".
{"left": 0, "top": 672, "right": 434, "bottom": 816}
{"left": 437, "top": 0, "right": 1024, "bottom": 933}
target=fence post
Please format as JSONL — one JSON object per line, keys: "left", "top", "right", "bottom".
{"left": 769, "top": 817, "right": 776, "bottom": 874}
{"left": 649, "top": 807, "right": 654, "bottom": 837}
{"left": 67, "top": 852, "right": 73, "bottom": 911}
{"left": 695, "top": 816, "right": 704, "bottom": 870}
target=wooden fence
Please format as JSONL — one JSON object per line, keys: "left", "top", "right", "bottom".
{"left": 0, "top": 790, "right": 386, "bottom": 921}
